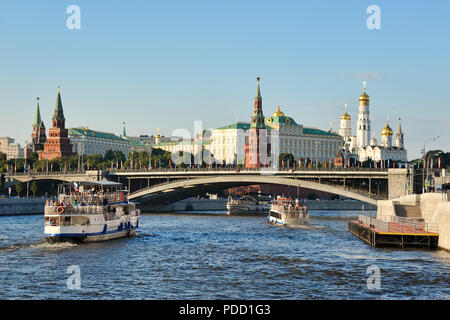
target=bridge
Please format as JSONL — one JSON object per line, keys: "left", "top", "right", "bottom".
{"left": 2, "top": 168, "right": 410, "bottom": 206}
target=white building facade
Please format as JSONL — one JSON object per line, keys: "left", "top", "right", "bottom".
{"left": 208, "top": 105, "right": 343, "bottom": 165}
{"left": 69, "top": 127, "right": 131, "bottom": 157}
{"left": 338, "top": 82, "right": 408, "bottom": 165}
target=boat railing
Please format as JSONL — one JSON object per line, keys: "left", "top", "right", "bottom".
{"left": 45, "top": 204, "right": 105, "bottom": 215}
{"left": 51, "top": 191, "right": 127, "bottom": 207}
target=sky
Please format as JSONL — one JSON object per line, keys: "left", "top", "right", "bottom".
{"left": 0, "top": 0, "right": 449, "bottom": 160}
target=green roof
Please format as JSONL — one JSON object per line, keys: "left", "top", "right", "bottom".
{"left": 217, "top": 122, "right": 251, "bottom": 130}
{"left": 69, "top": 127, "right": 128, "bottom": 142}
{"left": 153, "top": 140, "right": 210, "bottom": 147}
{"left": 303, "top": 127, "right": 340, "bottom": 137}
{"left": 53, "top": 87, "right": 65, "bottom": 120}
{"left": 265, "top": 115, "right": 298, "bottom": 126}
{"left": 33, "top": 98, "right": 44, "bottom": 127}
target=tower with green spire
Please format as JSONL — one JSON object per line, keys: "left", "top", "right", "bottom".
{"left": 31, "top": 97, "right": 47, "bottom": 152}
{"left": 52, "top": 85, "right": 66, "bottom": 128}
{"left": 245, "top": 77, "right": 270, "bottom": 168}
{"left": 121, "top": 122, "right": 127, "bottom": 138}
{"left": 39, "top": 85, "right": 75, "bottom": 160}
{"left": 250, "top": 77, "right": 266, "bottom": 129}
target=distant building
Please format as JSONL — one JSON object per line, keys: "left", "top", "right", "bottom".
{"left": 208, "top": 78, "right": 343, "bottom": 166}
{"left": 39, "top": 86, "right": 76, "bottom": 160}
{"left": 30, "top": 97, "right": 47, "bottom": 152}
{"left": 0, "top": 137, "right": 27, "bottom": 160}
{"left": 338, "top": 82, "right": 408, "bottom": 165}
{"left": 245, "top": 77, "right": 270, "bottom": 168}
{"left": 69, "top": 127, "right": 131, "bottom": 157}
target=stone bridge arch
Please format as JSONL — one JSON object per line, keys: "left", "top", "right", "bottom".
{"left": 129, "top": 175, "right": 378, "bottom": 205}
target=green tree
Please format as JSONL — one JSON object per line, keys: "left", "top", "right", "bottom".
{"left": 15, "top": 182, "right": 23, "bottom": 197}
{"left": 279, "top": 153, "right": 294, "bottom": 168}
{"left": 30, "top": 181, "right": 39, "bottom": 197}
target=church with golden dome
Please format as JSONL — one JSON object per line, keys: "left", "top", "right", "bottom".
{"left": 338, "top": 81, "right": 407, "bottom": 165}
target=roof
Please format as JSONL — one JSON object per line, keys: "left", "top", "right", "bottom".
{"left": 62, "top": 180, "right": 123, "bottom": 187}
{"left": 153, "top": 140, "right": 210, "bottom": 147}
{"left": 53, "top": 87, "right": 65, "bottom": 120}
{"left": 265, "top": 115, "right": 298, "bottom": 126}
{"left": 69, "top": 127, "right": 129, "bottom": 142}
{"left": 33, "top": 99, "right": 44, "bottom": 127}
{"left": 216, "top": 122, "right": 251, "bottom": 130}
{"left": 303, "top": 127, "right": 341, "bottom": 137}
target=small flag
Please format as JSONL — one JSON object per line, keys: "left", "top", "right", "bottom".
{"left": 74, "top": 182, "right": 79, "bottom": 192}
{"left": 438, "top": 157, "right": 441, "bottom": 169}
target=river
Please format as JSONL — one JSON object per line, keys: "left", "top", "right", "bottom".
{"left": 0, "top": 211, "right": 449, "bottom": 299}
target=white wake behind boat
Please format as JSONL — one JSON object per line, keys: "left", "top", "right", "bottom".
{"left": 44, "top": 180, "right": 140, "bottom": 243}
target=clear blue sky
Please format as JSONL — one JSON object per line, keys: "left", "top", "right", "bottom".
{"left": 0, "top": 0, "right": 449, "bottom": 159}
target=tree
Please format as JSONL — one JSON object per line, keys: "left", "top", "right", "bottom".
{"left": 279, "top": 153, "right": 294, "bottom": 168}
{"left": 30, "top": 181, "right": 38, "bottom": 198}
{"left": 15, "top": 182, "right": 23, "bottom": 197}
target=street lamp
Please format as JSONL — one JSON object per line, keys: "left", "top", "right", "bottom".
{"left": 422, "top": 136, "right": 440, "bottom": 193}
{"left": 147, "top": 142, "right": 152, "bottom": 170}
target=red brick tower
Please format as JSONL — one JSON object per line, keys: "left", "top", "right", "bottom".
{"left": 39, "top": 86, "right": 75, "bottom": 160}
{"left": 245, "top": 77, "right": 270, "bottom": 168}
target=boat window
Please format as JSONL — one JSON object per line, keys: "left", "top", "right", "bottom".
{"left": 72, "top": 216, "right": 90, "bottom": 226}
{"left": 45, "top": 217, "right": 60, "bottom": 226}
{"left": 62, "top": 216, "right": 71, "bottom": 226}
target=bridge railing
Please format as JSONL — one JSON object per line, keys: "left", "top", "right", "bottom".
{"left": 5, "top": 167, "right": 389, "bottom": 177}
{"left": 5, "top": 170, "right": 87, "bottom": 177}
{"left": 108, "top": 167, "right": 389, "bottom": 174}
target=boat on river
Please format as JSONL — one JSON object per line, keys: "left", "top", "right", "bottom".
{"left": 267, "top": 196, "right": 309, "bottom": 226}
{"left": 226, "top": 193, "right": 272, "bottom": 215}
{"left": 44, "top": 180, "right": 140, "bottom": 243}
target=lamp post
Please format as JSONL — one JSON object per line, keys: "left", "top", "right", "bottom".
{"left": 147, "top": 142, "right": 152, "bottom": 170}
{"left": 422, "top": 136, "right": 440, "bottom": 193}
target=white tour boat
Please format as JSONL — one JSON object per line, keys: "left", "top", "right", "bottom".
{"left": 226, "top": 193, "right": 272, "bottom": 215}
{"left": 44, "top": 180, "right": 140, "bottom": 243}
{"left": 268, "top": 196, "right": 309, "bottom": 226}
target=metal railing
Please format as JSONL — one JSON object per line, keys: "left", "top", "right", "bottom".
{"left": 5, "top": 167, "right": 388, "bottom": 177}
{"left": 358, "top": 215, "right": 438, "bottom": 234}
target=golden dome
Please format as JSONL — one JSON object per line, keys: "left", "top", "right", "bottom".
{"left": 359, "top": 81, "right": 370, "bottom": 101}
{"left": 272, "top": 105, "right": 285, "bottom": 117}
{"left": 381, "top": 119, "right": 393, "bottom": 136}
{"left": 340, "top": 104, "right": 351, "bottom": 120}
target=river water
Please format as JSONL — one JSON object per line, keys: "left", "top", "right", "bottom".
{"left": 0, "top": 211, "right": 449, "bottom": 300}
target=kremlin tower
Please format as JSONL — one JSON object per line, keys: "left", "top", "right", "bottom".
{"left": 245, "top": 77, "right": 270, "bottom": 168}
{"left": 39, "top": 86, "right": 75, "bottom": 160}
{"left": 395, "top": 118, "right": 404, "bottom": 148}
{"left": 31, "top": 97, "right": 47, "bottom": 152}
